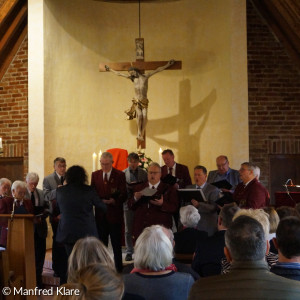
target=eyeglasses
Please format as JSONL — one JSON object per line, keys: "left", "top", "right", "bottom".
{"left": 148, "top": 171, "right": 160, "bottom": 175}
{"left": 217, "top": 161, "right": 228, "bottom": 168}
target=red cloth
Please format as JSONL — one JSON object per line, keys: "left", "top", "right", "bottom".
{"left": 130, "top": 264, "right": 178, "bottom": 273}
{"left": 107, "top": 148, "right": 128, "bottom": 171}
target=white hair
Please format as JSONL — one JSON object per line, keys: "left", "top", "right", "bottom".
{"left": 233, "top": 208, "right": 270, "bottom": 239}
{"left": 0, "top": 178, "right": 12, "bottom": 186}
{"left": 253, "top": 165, "right": 260, "bottom": 180}
{"left": 180, "top": 205, "right": 200, "bottom": 228}
{"left": 26, "top": 172, "right": 39, "bottom": 183}
{"left": 11, "top": 180, "right": 27, "bottom": 192}
{"left": 101, "top": 152, "right": 113, "bottom": 161}
{"left": 134, "top": 225, "right": 173, "bottom": 271}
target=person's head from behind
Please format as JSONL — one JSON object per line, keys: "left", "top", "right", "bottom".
{"left": 218, "top": 203, "right": 240, "bottom": 230}
{"left": 179, "top": 205, "right": 200, "bottom": 228}
{"left": 65, "top": 165, "right": 88, "bottom": 185}
{"left": 134, "top": 225, "right": 173, "bottom": 271}
{"left": 263, "top": 206, "right": 280, "bottom": 234}
{"left": 275, "top": 217, "right": 300, "bottom": 260}
{"left": 276, "top": 206, "right": 298, "bottom": 220}
{"left": 225, "top": 215, "right": 267, "bottom": 263}
{"left": 233, "top": 208, "right": 270, "bottom": 240}
{"left": 55, "top": 263, "right": 124, "bottom": 300}
{"left": 68, "top": 237, "right": 115, "bottom": 282}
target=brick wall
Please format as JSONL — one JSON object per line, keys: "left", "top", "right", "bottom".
{"left": 247, "top": 1, "right": 300, "bottom": 192}
{"left": 0, "top": 36, "right": 28, "bottom": 178}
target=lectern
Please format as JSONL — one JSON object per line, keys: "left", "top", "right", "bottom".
{"left": 0, "top": 214, "right": 36, "bottom": 300}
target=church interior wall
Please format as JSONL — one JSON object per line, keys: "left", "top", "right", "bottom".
{"left": 41, "top": 0, "right": 248, "bottom": 178}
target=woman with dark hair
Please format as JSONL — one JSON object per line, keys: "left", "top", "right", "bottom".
{"left": 56, "top": 165, "right": 106, "bottom": 258}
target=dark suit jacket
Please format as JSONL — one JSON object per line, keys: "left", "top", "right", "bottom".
{"left": 192, "top": 230, "right": 226, "bottom": 277}
{"left": 174, "top": 228, "right": 208, "bottom": 254}
{"left": 91, "top": 168, "right": 127, "bottom": 224}
{"left": 207, "top": 168, "right": 241, "bottom": 190}
{"left": 0, "top": 196, "right": 34, "bottom": 246}
{"left": 56, "top": 183, "right": 106, "bottom": 244}
{"left": 233, "top": 178, "right": 270, "bottom": 209}
{"left": 128, "top": 181, "right": 178, "bottom": 239}
{"left": 161, "top": 163, "right": 192, "bottom": 188}
{"left": 188, "top": 261, "right": 300, "bottom": 300}
{"left": 123, "top": 167, "right": 148, "bottom": 210}
{"left": 25, "top": 188, "right": 48, "bottom": 239}
{"left": 186, "top": 183, "right": 219, "bottom": 236}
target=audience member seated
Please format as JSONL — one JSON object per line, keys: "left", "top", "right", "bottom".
{"left": 276, "top": 206, "right": 299, "bottom": 220}
{"left": 192, "top": 204, "right": 239, "bottom": 277}
{"left": 54, "top": 263, "right": 125, "bottom": 300}
{"left": 186, "top": 165, "right": 220, "bottom": 236}
{"left": 123, "top": 225, "right": 194, "bottom": 300}
{"left": 174, "top": 205, "right": 207, "bottom": 255}
{"left": 122, "top": 226, "right": 200, "bottom": 281}
{"left": 263, "top": 206, "right": 280, "bottom": 254}
{"left": 68, "top": 236, "right": 115, "bottom": 282}
{"left": 188, "top": 216, "right": 300, "bottom": 300}
{"left": 233, "top": 162, "right": 270, "bottom": 209}
{"left": 221, "top": 208, "right": 277, "bottom": 274}
{"left": 271, "top": 217, "right": 300, "bottom": 281}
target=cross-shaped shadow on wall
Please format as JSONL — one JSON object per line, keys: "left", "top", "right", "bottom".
{"left": 129, "top": 79, "right": 217, "bottom": 167}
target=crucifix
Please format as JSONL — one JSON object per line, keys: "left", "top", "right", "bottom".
{"left": 99, "top": 1, "right": 181, "bottom": 149}
{"left": 99, "top": 38, "right": 182, "bottom": 149}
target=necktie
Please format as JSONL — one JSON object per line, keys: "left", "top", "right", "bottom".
{"left": 104, "top": 173, "right": 108, "bottom": 184}
{"left": 15, "top": 200, "right": 20, "bottom": 208}
{"left": 169, "top": 167, "right": 173, "bottom": 175}
{"left": 152, "top": 186, "right": 155, "bottom": 189}
{"left": 31, "top": 192, "right": 35, "bottom": 207}
{"left": 61, "top": 176, "right": 64, "bottom": 185}
{"left": 196, "top": 185, "right": 201, "bottom": 189}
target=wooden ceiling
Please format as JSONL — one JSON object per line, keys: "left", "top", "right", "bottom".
{"left": 0, "top": 0, "right": 299, "bottom": 82}
{"left": 0, "top": 0, "right": 27, "bottom": 81}
{"left": 251, "top": 0, "right": 300, "bottom": 70}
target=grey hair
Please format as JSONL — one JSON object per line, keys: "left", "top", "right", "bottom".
{"left": 180, "top": 205, "right": 200, "bottom": 228}
{"left": 225, "top": 215, "right": 266, "bottom": 261}
{"left": 0, "top": 178, "right": 12, "bottom": 186}
{"left": 101, "top": 152, "right": 113, "bottom": 161}
{"left": 241, "top": 162, "right": 256, "bottom": 173}
{"left": 253, "top": 165, "right": 260, "bottom": 180}
{"left": 233, "top": 208, "right": 270, "bottom": 239}
{"left": 26, "top": 172, "right": 39, "bottom": 183}
{"left": 11, "top": 180, "right": 27, "bottom": 192}
{"left": 134, "top": 225, "right": 173, "bottom": 271}
{"left": 148, "top": 162, "right": 161, "bottom": 171}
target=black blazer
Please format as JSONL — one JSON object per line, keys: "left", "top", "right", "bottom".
{"left": 56, "top": 183, "right": 106, "bottom": 244}
{"left": 192, "top": 230, "right": 226, "bottom": 277}
{"left": 174, "top": 228, "right": 208, "bottom": 254}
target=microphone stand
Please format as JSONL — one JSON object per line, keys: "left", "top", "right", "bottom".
{"left": 284, "top": 179, "right": 296, "bottom": 204}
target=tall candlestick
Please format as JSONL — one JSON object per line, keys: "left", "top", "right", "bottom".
{"left": 159, "top": 148, "right": 163, "bottom": 166}
{"left": 93, "top": 152, "right": 97, "bottom": 172}
{"left": 0, "top": 138, "right": 2, "bottom": 148}
{"left": 98, "top": 150, "right": 102, "bottom": 170}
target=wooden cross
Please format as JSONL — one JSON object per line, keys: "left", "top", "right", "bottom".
{"left": 99, "top": 38, "right": 182, "bottom": 149}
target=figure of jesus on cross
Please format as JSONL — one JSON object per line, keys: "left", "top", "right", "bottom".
{"left": 104, "top": 59, "right": 175, "bottom": 141}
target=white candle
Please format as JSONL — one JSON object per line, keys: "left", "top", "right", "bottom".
{"left": 93, "top": 152, "right": 97, "bottom": 172}
{"left": 0, "top": 138, "right": 2, "bottom": 148}
{"left": 98, "top": 150, "right": 102, "bottom": 170}
{"left": 159, "top": 148, "right": 163, "bottom": 166}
